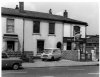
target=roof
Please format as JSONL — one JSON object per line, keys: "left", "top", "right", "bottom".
{"left": 1, "top": 7, "right": 88, "bottom": 26}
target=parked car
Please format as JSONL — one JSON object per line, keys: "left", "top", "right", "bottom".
{"left": 2, "top": 52, "right": 22, "bottom": 70}
{"left": 41, "top": 48, "right": 61, "bottom": 61}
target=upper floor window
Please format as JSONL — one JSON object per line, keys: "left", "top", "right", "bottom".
{"left": 33, "top": 21, "right": 40, "bottom": 33}
{"left": 73, "top": 26, "right": 80, "bottom": 36}
{"left": 7, "top": 19, "right": 14, "bottom": 33}
{"left": 49, "top": 23, "right": 55, "bottom": 34}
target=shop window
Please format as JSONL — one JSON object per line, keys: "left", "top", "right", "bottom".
{"left": 7, "top": 19, "right": 14, "bottom": 33}
{"left": 33, "top": 21, "right": 40, "bottom": 33}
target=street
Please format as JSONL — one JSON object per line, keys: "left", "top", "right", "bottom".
{"left": 2, "top": 66, "right": 99, "bottom": 77}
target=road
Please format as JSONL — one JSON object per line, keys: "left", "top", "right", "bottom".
{"left": 2, "top": 66, "right": 99, "bottom": 77}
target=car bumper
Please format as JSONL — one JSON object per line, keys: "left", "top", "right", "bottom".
{"left": 41, "top": 56, "right": 52, "bottom": 59}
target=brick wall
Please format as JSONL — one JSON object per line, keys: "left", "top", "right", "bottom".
{"left": 61, "top": 50, "right": 78, "bottom": 61}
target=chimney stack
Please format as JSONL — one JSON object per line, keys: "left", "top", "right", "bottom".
{"left": 15, "top": 5, "right": 19, "bottom": 9}
{"left": 19, "top": 2, "right": 24, "bottom": 12}
{"left": 49, "top": 9, "right": 52, "bottom": 14}
{"left": 63, "top": 10, "right": 68, "bottom": 18}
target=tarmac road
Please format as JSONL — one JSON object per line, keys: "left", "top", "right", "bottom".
{"left": 2, "top": 66, "right": 99, "bottom": 77}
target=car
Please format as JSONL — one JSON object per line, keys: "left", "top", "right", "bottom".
{"left": 2, "top": 52, "right": 22, "bottom": 70}
{"left": 41, "top": 48, "right": 62, "bottom": 61}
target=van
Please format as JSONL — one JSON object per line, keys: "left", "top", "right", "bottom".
{"left": 41, "top": 48, "right": 61, "bottom": 61}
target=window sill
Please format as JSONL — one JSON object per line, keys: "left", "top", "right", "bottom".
{"left": 48, "top": 34, "right": 56, "bottom": 36}
{"left": 32, "top": 33, "right": 41, "bottom": 35}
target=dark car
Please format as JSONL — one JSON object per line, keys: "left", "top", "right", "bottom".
{"left": 2, "top": 52, "right": 22, "bottom": 70}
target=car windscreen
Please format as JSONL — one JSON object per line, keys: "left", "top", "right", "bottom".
{"left": 44, "top": 49, "right": 52, "bottom": 54}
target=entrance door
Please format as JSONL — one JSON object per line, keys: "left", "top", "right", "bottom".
{"left": 67, "top": 42, "right": 72, "bottom": 50}
{"left": 7, "top": 41, "right": 14, "bottom": 51}
{"left": 37, "top": 40, "right": 44, "bottom": 53}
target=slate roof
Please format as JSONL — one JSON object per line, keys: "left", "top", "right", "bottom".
{"left": 1, "top": 7, "right": 88, "bottom": 26}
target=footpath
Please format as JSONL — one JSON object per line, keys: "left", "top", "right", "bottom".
{"left": 22, "top": 59, "right": 99, "bottom": 68}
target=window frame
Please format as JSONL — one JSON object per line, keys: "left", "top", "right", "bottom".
{"left": 73, "top": 26, "right": 80, "bottom": 36}
{"left": 6, "top": 18, "right": 14, "bottom": 33}
{"left": 49, "top": 22, "right": 55, "bottom": 35}
{"left": 33, "top": 21, "right": 40, "bottom": 34}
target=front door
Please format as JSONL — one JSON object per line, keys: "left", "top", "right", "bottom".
{"left": 67, "top": 42, "right": 72, "bottom": 50}
{"left": 7, "top": 41, "right": 14, "bottom": 51}
{"left": 37, "top": 40, "right": 44, "bottom": 53}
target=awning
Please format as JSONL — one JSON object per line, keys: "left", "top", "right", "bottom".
{"left": 3, "top": 34, "right": 18, "bottom": 41}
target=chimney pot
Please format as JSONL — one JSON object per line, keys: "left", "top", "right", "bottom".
{"left": 49, "top": 9, "right": 52, "bottom": 14}
{"left": 63, "top": 10, "right": 68, "bottom": 18}
{"left": 15, "top": 5, "right": 19, "bottom": 9}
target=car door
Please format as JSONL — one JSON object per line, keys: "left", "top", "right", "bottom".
{"left": 2, "top": 53, "right": 9, "bottom": 68}
{"left": 57, "top": 49, "right": 61, "bottom": 58}
{"left": 53, "top": 49, "right": 58, "bottom": 59}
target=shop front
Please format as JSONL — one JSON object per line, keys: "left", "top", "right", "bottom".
{"left": 3, "top": 34, "right": 21, "bottom": 52}
{"left": 63, "top": 37, "right": 86, "bottom": 61}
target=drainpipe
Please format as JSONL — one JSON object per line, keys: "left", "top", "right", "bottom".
{"left": 22, "top": 19, "right": 25, "bottom": 54}
{"left": 85, "top": 26, "right": 87, "bottom": 60}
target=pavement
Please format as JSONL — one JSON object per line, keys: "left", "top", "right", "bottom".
{"left": 22, "top": 59, "right": 99, "bottom": 68}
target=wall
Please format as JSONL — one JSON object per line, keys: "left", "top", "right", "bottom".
{"left": 64, "top": 23, "right": 86, "bottom": 38}
{"left": 2, "top": 16, "right": 23, "bottom": 52}
{"left": 24, "top": 19, "right": 63, "bottom": 56}
{"left": 80, "top": 25, "right": 86, "bottom": 38}
{"left": 64, "top": 23, "right": 71, "bottom": 37}
{"left": 15, "top": 18, "right": 23, "bottom": 51}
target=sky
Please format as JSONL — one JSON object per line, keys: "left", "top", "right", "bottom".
{"left": 1, "top": 2, "right": 99, "bottom": 35}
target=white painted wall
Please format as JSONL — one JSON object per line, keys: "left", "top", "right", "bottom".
{"left": 64, "top": 23, "right": 71, "bottom": 37}
{"left": 15, "top": 18, "right": 23, "bottom": 51}
{"left": 24, "top": 19, "right": 63, "bottom": 56}
{"left": 2, "top": 16, "right": 23, "bottom": 51}
{"left": 2, "top": 17, "right": 6, "bottom": 35}
{"left": 80, "top": 26, "right": 86, "bottom": 38}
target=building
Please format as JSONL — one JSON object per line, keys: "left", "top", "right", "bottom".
{"left": 2, "top": 2, "right": 88, "bottom": 56}
{"left": 86, "top": 35, "right": 99, "bottom": 52}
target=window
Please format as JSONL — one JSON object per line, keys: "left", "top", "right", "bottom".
{"left": 49, "top": 23, "right": 55, "bottom": 34}
{"left": 7, "top": 19, "right": 14, "bottom": 33}
{"left": 33, "top": 21, "right": 40, "bottom": 33}
{"left": 73, "top": 26, "right": 80, "bottom": 36}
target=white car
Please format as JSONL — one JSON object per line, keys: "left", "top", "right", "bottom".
{"left": 41, "top": 48, "right": 61, "bottom": 61}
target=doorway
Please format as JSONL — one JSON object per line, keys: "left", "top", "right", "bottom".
{"left": 37, "top": 40, "right": 44, "bottom": 53}
{"left": 67, "top": 42, "right": 72, "bottom": 50}
{"left": 7, "top": 41, "right": 14, "bottom": 51}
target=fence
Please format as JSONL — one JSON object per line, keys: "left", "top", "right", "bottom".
{"left": 61, "top": 50, "right": 78, "bottom": 61}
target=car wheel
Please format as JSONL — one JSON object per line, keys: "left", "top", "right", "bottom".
{"left": 42, "top": 59, "right": 45, "bottom": 61}
{"left": 13, "top": 64, "right": 19, "bottom": 70}
{"left": 51, "top": 57, "right": 54, "bottom": 61}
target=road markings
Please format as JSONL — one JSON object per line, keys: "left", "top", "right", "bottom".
{"left": 68, "top": 69, "right": 85, "bottom": 70}
{"left": 2, "top": 71, "right": 27, "bottom": 74}
{"left": 88, "top": 73, "right": 99, "bottom": 75}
